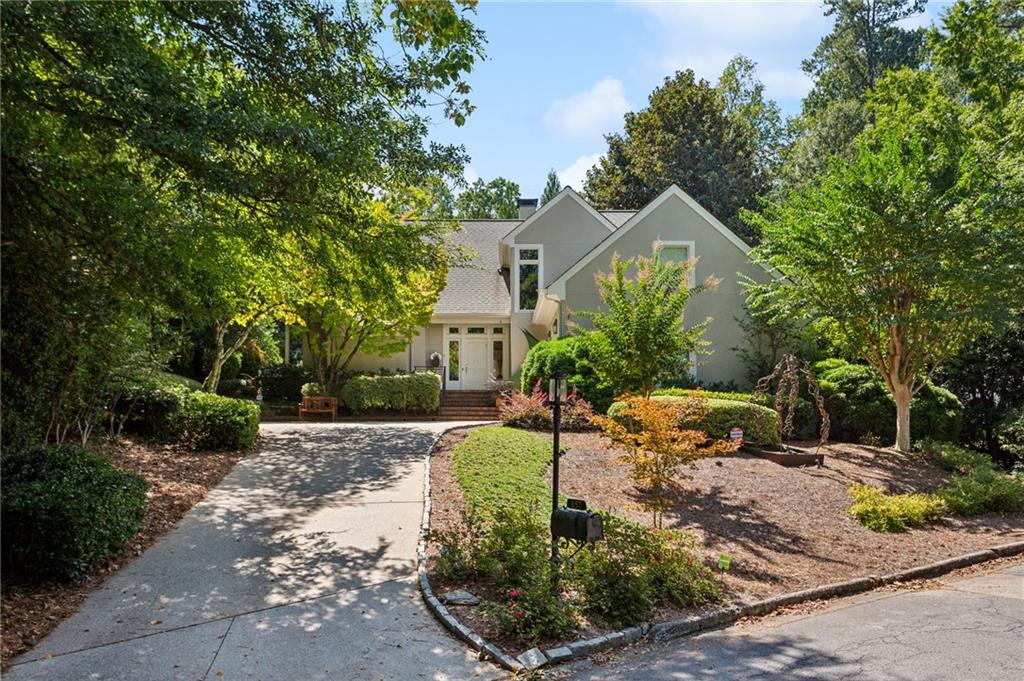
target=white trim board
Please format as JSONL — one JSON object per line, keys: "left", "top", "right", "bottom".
{"left": 513, "top": 244, "right": 543, "bottom": 313}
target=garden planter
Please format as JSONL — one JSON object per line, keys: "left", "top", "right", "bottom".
{"left": 742, "top": 443, "right": 824, "bottom": 468}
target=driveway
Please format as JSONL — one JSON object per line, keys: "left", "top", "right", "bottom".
{"left": 558, "top": 563, "right": 1024, "bottom": 680}
{"left": 7, "top": 422, "right": 502, "bottom": 681}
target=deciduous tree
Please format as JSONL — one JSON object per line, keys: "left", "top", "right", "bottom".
{"left": 455, "top": 177, "right": 521, "bottom": 219}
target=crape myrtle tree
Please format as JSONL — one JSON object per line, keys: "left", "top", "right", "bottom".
{"left": 748, "top": 58, "right": 1023, "bottom": 452}
{"left": 575, "top": 244, "right": 715, "bottom": 398}
{"left": 1, "top": 1, "right": 484, "bottom": 443}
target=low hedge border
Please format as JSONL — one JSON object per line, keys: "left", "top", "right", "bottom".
{"left": 418, "top": 429, "right": 1024, "bottom": 672}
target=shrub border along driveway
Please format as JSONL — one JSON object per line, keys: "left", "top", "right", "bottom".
{"left": 416, "top": 428, "right": 1024, "bottom": 672}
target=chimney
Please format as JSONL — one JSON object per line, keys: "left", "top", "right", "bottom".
{"left": 517, "top": 198, "right": 538, "bottom": 220}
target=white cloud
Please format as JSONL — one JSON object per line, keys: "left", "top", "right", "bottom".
{"left": 759, "top": 68, "right": 815, "bottom": 100}
{"left": 544, "top": 77, "right": 631, "bottom": 138}
{"left": 635, "top": 1, "right": 826, "bottom": 44}
{"left": 462, "top": 165, "right": 480, "bottom": 185}
{"left": 557, "top": 152, "right": 603, "bottom": 191}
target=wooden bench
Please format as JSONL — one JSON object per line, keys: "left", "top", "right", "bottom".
{"left": 298, "top": 396, "right": 337, "bottom": 422}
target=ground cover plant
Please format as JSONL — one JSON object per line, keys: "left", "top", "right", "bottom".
{"left": 431, "top": 426, "right": 721, "bottom": 646}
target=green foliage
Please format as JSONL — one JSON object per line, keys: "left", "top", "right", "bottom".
{"left": 260, "top": 364, "right": 312, "bottom": 403}
{"left": 170, "top": 392, "right": 261, "bottom": 451}
{"left": 498, "top": 387, "right": 597, "bottom": 433}
{"left": 815, "top": 360, "right": 963, "bottom": 444}
{"left": 455, "top": 177, "right": 521, "bottom": 219}
{"left": 919, "top": 439, "right": 1024, "bottom": 514}
{"left": 576, "top": 245, "right": 710, "bottom": 398}
{"left": 999, "top": 408, "right": 1024, "bottom": 462}
{"left": 652, "top": 388, "right": 755, "bottom": 402}
{"left": 519, "top": 334, "right": 615, "bottom": 413}
{"left": 1, "top": 445, "right": 147, "bottom": 579}
{"left": 572, "top": 514, "right": 721, "bottom": 627}
{"left": 734, "top": 301, "right": 824, "bottom": 386}
{"left": 112, "top": 379, "right": 189, "bottom": 438}
{"left": 339, "top": 372, "right": 441, "bottom": 413}
{"left": 216, "top": 378, "right": 257, "bottom": 399}
{"left": 609, "top": 396, "right": 780, "bottom": 446}
{"left": 934, "top": 315, "right": 1024, "bottom": 460}
{"left": 481, "top": 578, "right": 577, "bottom": 645}
{"left": 301, "top": 382, "right": 331, "bottom": 398}
{"left": 1, "top": 0, "right": 484, "bottom": 444}
{"left": 584, "top": 68, "right": 768, "bottom": 242}
{"left": 540, "top": 169, "right": 562, "bottom": 206}
{"left": 451, "top": 427, "right": 552, "bottom": 515}
{"left": 848, "top": 484, "right": 946, "bottom": 533}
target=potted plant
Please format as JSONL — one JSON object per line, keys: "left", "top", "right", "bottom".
{"left": 429, "top": 352, "right": 441, "bottom": 368}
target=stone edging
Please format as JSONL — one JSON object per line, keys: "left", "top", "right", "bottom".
{"left": 416, "top": 428, "right": 1024, "bottom": 672}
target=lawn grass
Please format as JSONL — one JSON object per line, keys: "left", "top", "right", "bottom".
{"left": 452, "top": 426, "right": 554, "bottom": 515}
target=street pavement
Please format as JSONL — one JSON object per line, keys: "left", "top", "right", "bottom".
{"left": 559, "top": 563, "right": 1024, "bottom": 680}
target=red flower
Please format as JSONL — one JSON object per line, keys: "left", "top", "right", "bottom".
{"left": 508, "top": 589, "right": 519, "bottom": 599}
{"left": 515, "top": 610, "right": 525, "bottom": 620}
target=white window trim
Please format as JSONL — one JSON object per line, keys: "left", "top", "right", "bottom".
{"left": 442, "top": 324, "right": 509, "bottom": 388}
{"left": 514, "top": 244, "right": 543, "bottom": 313}
{"left": 658, "top": 240, "right": 696, "bottom": 288}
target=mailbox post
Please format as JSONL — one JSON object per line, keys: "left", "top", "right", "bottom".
{"left": 548, "top": 374, "right": 567, "bottom": 565}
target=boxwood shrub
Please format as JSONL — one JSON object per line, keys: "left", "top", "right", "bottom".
{"left": 815, "top": 359, "right": 963, "bottom": 444}
{"left": 169, "top": 391, "right": 260, "bottom": 450}
{"left": 1, "top": 444, "right": 147, "bottom": 579}
{"left": 259, "top": 363, "right": 311, "bottom": 402}
{"left": 340, "top": 371, "right": 441, "bottom": 413}
{"left": 608, "top": 395, "right": 780, "bottom": 445}
{"left": 520, "top": 334, "right": 615, "bottom": 413}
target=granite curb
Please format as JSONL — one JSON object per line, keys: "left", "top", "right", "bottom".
{"left": 416, "top": 426, "right": 1024, "bottom": 671}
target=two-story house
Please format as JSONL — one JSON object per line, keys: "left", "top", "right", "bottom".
{"left": 330, "top": 184, "right": 775, "bottom": 392}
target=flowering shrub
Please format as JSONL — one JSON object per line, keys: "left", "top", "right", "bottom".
{"left": 498, "top": 383, "right": 598, "bottom": 432}
{"left": 479, "top": 583, "right": 577, "bottom": 644}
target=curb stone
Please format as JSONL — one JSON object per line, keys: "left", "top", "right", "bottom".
{"left": 416, "top": 425, "right": 1024, "bottom": 671}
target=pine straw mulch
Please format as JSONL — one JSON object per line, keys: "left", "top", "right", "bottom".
{"left": 0, "top": 438, "right": 245, "bottom": 670}
{"left": 426, "top": 427, "right": 1024, "bottom": 654}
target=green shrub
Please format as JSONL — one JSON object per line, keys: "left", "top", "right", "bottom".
{"left": 259, "top": 363, "right": 311, "bottom": 402}
{"left": 608, "top": 396, "right": 780, "bottom": 445}
{"left": 217, "top": 378, "right": 256, "bottom": 399}
{"left": 920, "top": 438, "right": 993, "bottom": 475}
{"left": 170, "top": 391, "right": 260, "bottom": 450}
{"left": 1, "top": 444, "right": 147, "bottom": 579}
{"left": 572, "top": 514, "right": 721, "bottom": 627}
{"left": 652, "top": 387, "right": 755, "bottom": 401}
{"left": 476, "top": 505, "right": 551, "bottom": 589}
{"left": 111, "top": 378, "right": 189, "bottom": 437}
{"left": 480, "top": 579, "right": 577, "bottom": 645}
{"left": 999, "top": 408, "right": 1024, "bottom": 462}
{"left": 340, "top": 371, "right": 441, "bottom": 413}
{"left": 937, "top": 467, "right": 1024, "bottom": 515}
{"left": 498, "top": 386, "right": 597, "bottom": 432}
{"left": 848, "top": 484, "right": 946, "bottom": 532}
{"left": 815, "top": 359, "right": 963, "bottom": 444}
{"left": 520, "top": 334, "right": 615, "bottom": 413}
{"left": 301, "top": 382, "right": 331, "bottom": 397}
{"left": 651, "top": 388, "right": 818, "bottom": 438}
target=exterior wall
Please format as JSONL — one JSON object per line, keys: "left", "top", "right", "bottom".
{"left": 562, "top": 193, "right": 772, "bottom": 388}
{"left": 512, "top": 195, "right": 610, "bottom": 287}
{"left": 509, "top": 312, "right": 551, "bottom": 387}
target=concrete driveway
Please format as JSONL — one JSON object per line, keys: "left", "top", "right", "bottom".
{"left": 559, "top": 564, "right": 1024, "bottom": 680}
{"left": 7, "top": 422, "right": 502, "bottom": 681}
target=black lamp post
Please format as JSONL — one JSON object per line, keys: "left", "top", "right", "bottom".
{"left": 548, "top": 374, "right": 567, "bottom": 565}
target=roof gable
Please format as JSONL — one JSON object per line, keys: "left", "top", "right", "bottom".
{"left": 501, "top": 187, "right": 614, "bottom": 245}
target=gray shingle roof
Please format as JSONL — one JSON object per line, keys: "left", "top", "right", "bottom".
{"left": 435, "top": 210, "right": 636, "bottom": 316}
{"left": 435, "top": 221, "right": 516, "bottom": 315}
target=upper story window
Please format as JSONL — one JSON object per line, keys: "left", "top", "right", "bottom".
{"left": 658, "top": 241, "right": 695, "bottom": 287}
{"left": 515, "top": 245, "right": 542, "bottom": 312}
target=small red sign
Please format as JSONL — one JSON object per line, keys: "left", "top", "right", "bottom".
{"left": 729, "top": 427, "right": 743, "bottom": 441}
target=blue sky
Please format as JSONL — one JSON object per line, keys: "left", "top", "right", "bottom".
{"left": 427, "top": 0, "right": 947, "bottom": 197}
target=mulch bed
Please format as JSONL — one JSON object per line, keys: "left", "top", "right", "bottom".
{"left": 426, "top": 427, "right": 1024, "bottom": 654}
{"left": 1, "top": 438, "right": 245, "bottom": 669}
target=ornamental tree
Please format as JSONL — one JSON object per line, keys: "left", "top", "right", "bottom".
{"left": 594, "top": 395, "right": 735, "bottom": 528}
{"left": 747, "top": 67, "right": 1024, "bottom": 452}
{"left": 575, "top": 244, "right": 715, "bottom": 398}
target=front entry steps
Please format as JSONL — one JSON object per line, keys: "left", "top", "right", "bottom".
{"left": 438, "top": 390, "right": 499, "bottom": 421}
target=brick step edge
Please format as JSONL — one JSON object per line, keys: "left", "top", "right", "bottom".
{"left": 417, "top": 428, "right": 1024, "bottom": 673}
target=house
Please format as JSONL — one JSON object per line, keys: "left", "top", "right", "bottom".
{"left": 330, "top": 184, "right": 775, "bottom": 391}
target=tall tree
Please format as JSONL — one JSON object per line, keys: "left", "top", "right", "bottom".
{"left": 782, "top": 0, "right": 927, "bottom": 185}
{"left": 1, "top": 1, "right": 484, "bottom": 443}
{"left": 455, "top": 177, "right": 521, "bottom": 218}
{"left": 718, "top": 55, "right": 787, "bottom": 182}
{"left": 540, "top": 169, "right": 561, "bottom": 206}
{"left": 748, "top": 68, "right": 1024, "bottom": 452}
{"left": 583, "top": 69, "right": 768, "bottom": 243}
{"left": 575, "top": 244, "right": 714, "bottom": 397}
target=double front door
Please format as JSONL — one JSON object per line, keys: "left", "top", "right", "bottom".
{"left": 445, "top": 326, "right": 505, "bottom": 390}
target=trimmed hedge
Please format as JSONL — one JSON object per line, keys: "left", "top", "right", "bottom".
{"left": 1, "top": 445, "right": 147, "bottom": 579}
{"left": 608, "top": 395, "right": 780, "bottom": 445}
{"left": 340, "top": 371, "right": 441, "bottom": 413}
{"left": 113, "top": 378, "right": 189, "bottom": 437}
{"left": 169, "top": 391, "right": 260, "bottom": 450}
{"left": 815, "top": 359, "right": 963, "bottom": 444}
{"left": 520, "top": 334, "right": 615, "bottom": 413}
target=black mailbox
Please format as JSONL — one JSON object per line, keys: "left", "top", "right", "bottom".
{"left": 551, "top": 508, "right": 603, "bottom": 544}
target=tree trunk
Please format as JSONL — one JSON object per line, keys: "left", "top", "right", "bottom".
{"left": 893, "top": 382, "right": 912, "bottom": 452}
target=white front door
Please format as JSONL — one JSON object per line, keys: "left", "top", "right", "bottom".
{"left": 462, "top": 339, "right": 489, "bottom": 390}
